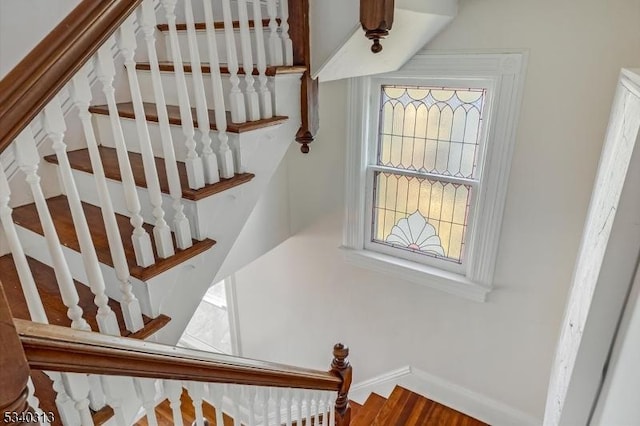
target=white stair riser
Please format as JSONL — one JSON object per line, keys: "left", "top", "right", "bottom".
{"left": 159, "top": 28, "right": 258, "bottom": 64}
{"left": 91, "top": 113, "right": 241, "bottom": 162}
{"left": 14, "top": 225, "right": 153, "bottom": 317}
{"left": 136, "top": 69, "right": 276, "bottom": 115}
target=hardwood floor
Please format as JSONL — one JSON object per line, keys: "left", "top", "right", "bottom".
{"left": 353, "top": 386, "right": 488, "bottom": 426}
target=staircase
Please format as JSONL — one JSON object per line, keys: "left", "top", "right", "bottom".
{"left": 0, "top": 1, "right": 490, "bottom": 425}
{"left": 350, "top": 387, "right": 487, "bottom": 426}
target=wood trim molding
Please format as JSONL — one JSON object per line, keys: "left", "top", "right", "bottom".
{"left": 288, "top": 0, "right": 319, "bottom": 153}
{"left": 16, "top": 319, "right": 343, "bottom": 391}
{"left": 0, "top": 0, "right": 143, "bottom": 154}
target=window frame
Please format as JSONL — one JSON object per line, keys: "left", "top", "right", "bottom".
{"left": 342, "top": 52, "right": 527, "bottom": 301}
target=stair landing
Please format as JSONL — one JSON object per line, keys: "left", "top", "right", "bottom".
{"left": 353, "top": 386, "right": 488, "bottom": 426}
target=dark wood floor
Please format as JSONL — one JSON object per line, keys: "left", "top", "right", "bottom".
{"left": 352, "top": 386, "right": 488, "bottom": 426}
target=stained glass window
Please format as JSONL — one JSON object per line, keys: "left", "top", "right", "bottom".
{"left": 370, "top": 85, "right": 486, "bottom": 263}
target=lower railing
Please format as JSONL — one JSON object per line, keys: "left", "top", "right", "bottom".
{"left": 2, "top": 285, "right": 352, "bottom": 426}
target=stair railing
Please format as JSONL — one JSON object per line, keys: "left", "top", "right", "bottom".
{"left": 12, "top": 315, "right": 353, "bottom": 426}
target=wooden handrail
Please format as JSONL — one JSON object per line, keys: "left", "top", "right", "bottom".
{"left": 16, "top": 319, "right": 343, "bottom": 391}
{"left": 0, "top": 0, "right": 143, "bottom": 154}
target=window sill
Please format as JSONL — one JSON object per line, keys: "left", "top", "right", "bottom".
{"left": 340, "top": 247, "right": 491, "bottom": 302}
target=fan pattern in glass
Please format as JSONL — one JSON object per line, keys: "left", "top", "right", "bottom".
{"left": 372, "top": 172, "right": 472, "bottom": 262}
{"left": 378, "top": 85, "right": 485, "bottom": 178}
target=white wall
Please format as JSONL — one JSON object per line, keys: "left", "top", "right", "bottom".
{"left": 229, "top": 0, "right": 640, "bottom": 421}
{"left": 591, "top": 244, "right": 640, "bottom": 425}
{"left": 0, "top": 0, "right": 81, "bottom": 78}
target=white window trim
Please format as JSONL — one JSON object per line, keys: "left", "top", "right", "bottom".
{"left": 342, "top": 51, "right": 528, "bottom": 302}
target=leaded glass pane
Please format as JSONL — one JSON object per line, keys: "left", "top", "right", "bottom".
{"left": 372, "top": 172, "right": 472, "bottom": 263}
{"left": 378, "top": 85, "right": 486, "bottom": 178}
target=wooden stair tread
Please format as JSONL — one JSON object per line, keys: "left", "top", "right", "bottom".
{"left": 351, "top": 393, "right": 387, "bottom": 426}
{"left": 89, "top": 102, "right": 288, "bottom": 133}
{"left": 11, "top": 195, "right": 216, "bottom": 281}
{"left": 135, "top": 388, "right": 234, "bottom": 426}
{"left": 371, "top": 386, "right": 488, "bottom": 426}
{"left": 136, "top": 62, "right": 307, "bottom": 77}
{"left": 350, "top": 399, "right": 363, "bottom": 420}
{"left": 44, "top": 147, "right": 255, "bottom": 202}
{"left": 157, "top": 19, "right": 271, "bottom": 32}
{"left": 0, "top": 254, "right": 168, "bottom": 336}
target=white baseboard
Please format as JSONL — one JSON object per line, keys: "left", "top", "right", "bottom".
{"left": 349, "top": 366, "right": 541, "bottom": 426}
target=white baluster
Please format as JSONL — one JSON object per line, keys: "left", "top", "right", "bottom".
{"left": 27, "top": 378, "right": 49, "bottom": 425}
{"left": 266, "top": 0, "right": 284, "bottom": 65}
{"left": 15, "top": 127, "right": 91, "bottom": 331}
{"left": 221, "top": 0, "right": 248, "bottom": 123}
{"left": 243, "top": 386, "right": 257, "bottom": 426}
{"left": 43, "top": 96, "right": 121, "bottom": 336}
{"left": 186, "top": 382, "right": 207, "bottom": 426}
{"left": 119, "top": 15, "right": 176, "bottom": 259}
{"left": 164, "top": 380, "right": 184, "bottom": 426}
{"left": 70, "top": 67, "right": 145, "bottom": 332}
{"left": 304, "top": 390, "right": 312, "bottom": 426}
{"left": 260, "top": 388, "right": 269, "bottom": 426}
{"left": 0, "top": 168, "right": 48, "bottom": 323}
{"left": 285, "top": 388, "right": 293, "bottom": 426}
{"left": 140, "top": 0, "right": 193, "bottom": 249}
{"left": 202, "top": 0, "right": 235, "bottom": 178}
{"left": 279, "top": 0, "right": 293, "bottom": 65}
{"left": 272, "top": 388, "right": 282, "bottom": 426}
{"left": 251, "top": 0, "right": 273, "bottom": 119}
{"left": 184, "top": 0, "right": 220, "bottom": 185}
{"left": 95, "top": 42, "right": 156, "bottom": 267}
{"left": 101, "top": 377, "right": 130, "bottom": 426}
{"left": 133, "top": 378, "right": 158, "bottom": 426}
{"left": 160, "top": 0, "right": 206, "bottom": 191}
{"left": 135, "top": 378, "right": 160, "bottom": 426}
{"left": 312, "top": 391, "right": 320, "bottom": 426}
{"left": 87, "top": 375, "right": 107, "bottom": 411}
{"left": 328, "top": 396, "right": 335, "bottom": 426}
{"left": 50, "top": 372, "right": 80, "bottom": 426}
{"left": 296, "top": 389, "right": 303, "bottom": 426}
{"left": 208, "top": 383, "right": 226, "bottom": 426}
{"left": 237, "top": 0, "right": 261, "bottom": 121}
{"left": 226, "top": 384, "right": 242, "bottom": 425}
{"left": 321, "top": 393, "right": 330, "bottom": 426}
{"left": 61, "top": 373, "right": 94, "bottom": 426}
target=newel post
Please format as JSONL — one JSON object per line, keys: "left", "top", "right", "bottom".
{"left": 0, "top": 282, "right": 33, "bottom": 425}
{"left": 330, "top": 343, "right": 352, "bottom": 426}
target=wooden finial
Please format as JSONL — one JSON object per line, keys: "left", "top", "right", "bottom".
{"left": 361, "top": 0, "right": 395, "bottom": 54}
{"left": 330, "top": 343, "right": 352, "bottom": 426}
